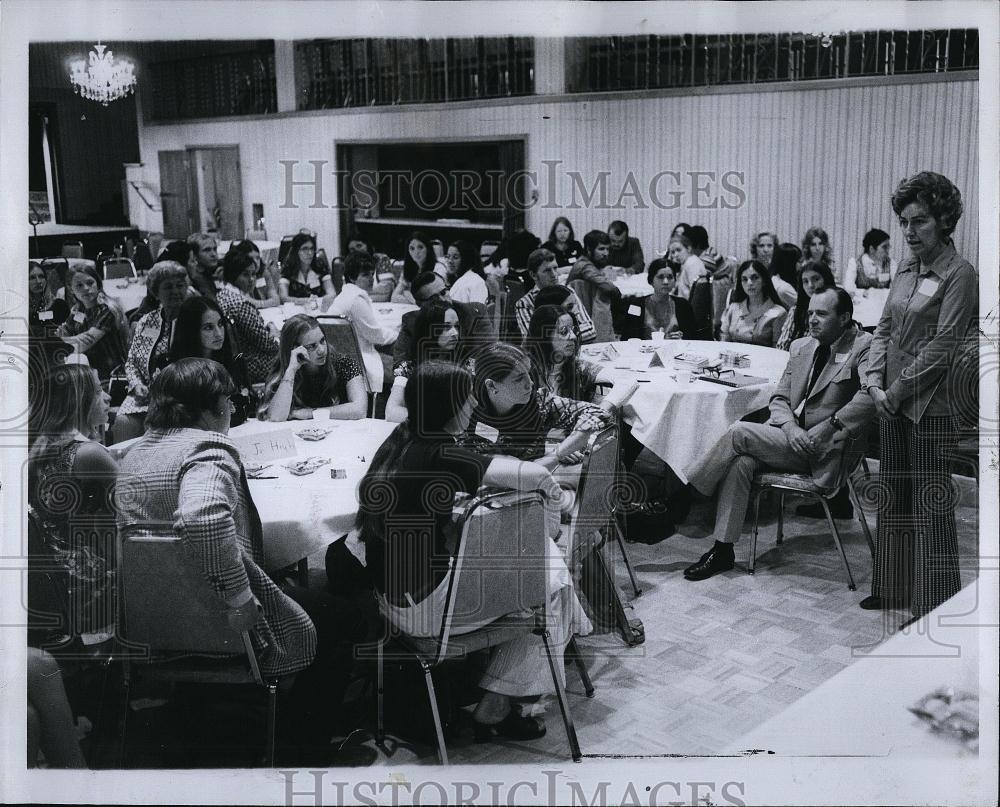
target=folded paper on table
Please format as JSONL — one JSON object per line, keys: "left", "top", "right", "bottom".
{"left": 232, "top": 428, "right": 297, "bottom": 463}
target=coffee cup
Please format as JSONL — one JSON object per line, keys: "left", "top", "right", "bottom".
{"left": 651, "top": 330, "right": 665, "bottom": 342}
{"left": 314, "top": 408, "right": 331, "bottom": 421}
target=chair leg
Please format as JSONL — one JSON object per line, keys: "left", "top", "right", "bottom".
{"left": 611, "top": 516, "right": 641, "bottom": 597}
{"left": 748, "top": 486, "right": 764, "bottom": 575}
{"left": 593, "top": 546, "right": 640, "bottom": 646}
{"left": 264, "top": 681, "right": 278, "bottom": 767}
{"left": 420, "top": 662, "right": 448, "bottom": 766}
{"left": 846, "top": 477, "right": 875, "bottom": 558}
{"left": 540, "top": 629, "right": 582, "bottom": 762}
{"left": 568, "top": 638, "right": 595, "bottom": 697}
{"left": 819, "top": 497, "right": 857, "bottom": 591}
{"left": 776, "top": 491, "right": 785, "bottom": 545}
{"left": 375, "top": 642, "right": 385, "bottom": 746}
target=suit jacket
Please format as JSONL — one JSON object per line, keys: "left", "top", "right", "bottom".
{"left": 768, "top": 326, "right": 875, "bottom": 491}
{"left": 393, "top": 300, "right": 492, "bottom": 370}
{"left": 567, "top": 258, "right": 619, "bottom": 343}
{"left": 115, "top": 428, "right": 316, "bottom": 677}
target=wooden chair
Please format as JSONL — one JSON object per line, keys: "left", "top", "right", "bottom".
{"left": 316, "top": 315, "right": 376, "bottom": 417}
{"left": 118, "top": 531, "right": 281, "bottom": 767}
{"left": 373, "top": 489, "right": 591, "bottom": 765}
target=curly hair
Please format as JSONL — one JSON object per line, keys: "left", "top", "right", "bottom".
{"left": 890, "top": 171, "right": 963, "bottom": 237}
{"left": 800, "top": 227, "right": 833, "bottom": 264}
{"left": 749, "top": 231, "right": 779, "bottom": 260}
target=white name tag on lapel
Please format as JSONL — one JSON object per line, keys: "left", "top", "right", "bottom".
{"left": 38, "top": 310, "right": 54, "bottom": 321}
{"left": 475, "top": 422, "right": 500, "bottom": 443}
{"left": 255, "top": 277, "right": 268, "bottom": 288}
{"left": 834, "top": 352, "right": 849, "bottom": 364}
{"left": 627, "top": 304, "right": 642, "bottom": 317}
{"left": 917, "top": 278, "right": 939, "bottom": 296}
{"left": 73, "top": 311, "right": 86, "bottom": 323}
{"left": 232, "top": 428, "right": 297, "bottom": 463}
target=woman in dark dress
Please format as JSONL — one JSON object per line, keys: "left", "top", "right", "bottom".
{"left": 541, "top": 216, "right": 585, "bottom": 269}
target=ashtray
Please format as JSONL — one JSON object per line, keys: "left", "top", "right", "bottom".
{"left": 297, "top": 427, "right": 333, "bottom": 441}
{"left": 245, "top": 463, "right": 274, "bottom": 479}
{"left": 639, "top": 345, "right": 657, "bottom": 354}
{"left": 283, "top": 457, "right": 331, "bottom": 476}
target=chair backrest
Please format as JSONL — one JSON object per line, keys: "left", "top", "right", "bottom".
{"left": 688, "top": 278, "right": 714, "bottom": 340}
{"left": 711, "top": 276, "right": 731, "bottom": 333}
{"left": 277, "top": 235, "right": 295, "bottom": 264}
{"left": 566, "top": 426, "right": 619, "bottom": 565}
{"left": 103, "top": 257, "right": 137, "bottom": 280}
{"left": 245, "top": 228, "right": 268, "bottom": 241}
{"left": 437, "top": 489, "right": 549, "bottom": 660}
{"left": 316, "top": 315, "right": 374, "bottom": 398}
{"left": 499, "top": 278, "right": 527, "bottom": 344}
{"left": 41, "top": 257, "right": 70, "bottom": 294}
{"left": 119, "top": 531, "right": 256, "bottom": 656}
{"left": 61, "top": 241, "right": 84, "bottom": 259}
{"left": 487, "top": 294, "right": 503, "bottom": 338}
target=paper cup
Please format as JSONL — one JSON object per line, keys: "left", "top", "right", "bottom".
{"left": 651, "top": 330, "right": 665, "bottom": 342}
{"left": 314, "top": 408, "right": 331, "bottom": 421}
{"left": 675, "top": 369, "right": 693, "bottom": 384}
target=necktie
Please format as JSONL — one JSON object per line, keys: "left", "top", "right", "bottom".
{"left": 806, "top": 343, "right": 831, "bottom": 397}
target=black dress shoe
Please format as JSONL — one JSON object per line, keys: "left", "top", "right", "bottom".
{"left": 473, "top": 711, "right": 546, "bottom": 743}
{"left": 859, "top": 595, "right": 908, "bottom": 610}
{"left": 683, "top": 541, "right": 735, "bottom": 581}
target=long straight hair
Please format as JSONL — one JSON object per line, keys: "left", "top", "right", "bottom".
{"left": 792, "top": 260, "right": 837, "bottom": 333}
{"left": 280, "top": 232, "right": 320, "bottom": 282}
{"left": 29, "top": 364, "right": 102, "bottom": 452}
{"left": 732, "top": 260, "right": 784, "bottom": 307}
{"left": 169, "top": 295, "right": 239, "bottom": 371}
{"left": 523, "top": 304, "right": 582, "bottom": 398}
{"left": 402, "top": 231, "right": 438, "bottom": 283}
{"left": 262, "top": 314, "right": 339, "bottom": 406}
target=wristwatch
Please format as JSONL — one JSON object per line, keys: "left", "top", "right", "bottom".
{"left": 829, "top": 414, "right": 846, "bottom": 432}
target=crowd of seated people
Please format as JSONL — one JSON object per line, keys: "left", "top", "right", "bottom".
{"left": 24, "top": 169, "right": 978, "bottom": 767}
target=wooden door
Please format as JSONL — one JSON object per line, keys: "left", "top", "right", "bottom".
{"left": 158, "top": 150, "right": 192, "bottom": 238}
{"left": 194, "top": 147, "right": 244, "bottom": 240}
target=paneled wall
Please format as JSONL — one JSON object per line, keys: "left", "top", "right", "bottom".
{"left": 134, "top": 75, "right": 979, "bottom": 273}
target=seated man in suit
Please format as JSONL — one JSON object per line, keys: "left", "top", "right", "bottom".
{"left": 514, "top": 248, "right": 596, "bottom": 344}
{"left": 392, "top": 272, "right": 493, "bottom": 373}
{"left": 684, "top": 288, "right": 874, "bottom": 581}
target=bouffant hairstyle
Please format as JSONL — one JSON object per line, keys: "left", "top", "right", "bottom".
{"left": 890, "top": 171, "right": 964, "bottom": 237}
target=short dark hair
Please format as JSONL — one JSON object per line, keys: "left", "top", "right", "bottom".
{"left": 831, "top": 286, "right": 854, "bottom": 317}
{"left": 862, "top": 228, "right": 891, "bottom": 253}
{"left": 412, "top": 271, "right": 443, "bottom": 300}
{"left": 608, "top": 220, "right": 629, "bottom": 237}
{"left": 646, "top": 259, "right": 676, "bottom": 287}
{"left": 687, "top": 225, "right": 709, "bottom": 251}
{"left": 890, "top": 171, "right": 963, "bottom": 237}
{"left": 527, "top": 248, "right": 555, "bottom": 275}
{"left": 534, "top": 284, "right": 572, "bottom": 308}
{"left": 222, "top": 249, "right": 255, "bottom": 285}
{"left": 344, "top": 251, "right": 375, "bottom": 283}
{"left": 146, "top": 358, "right": 235, "bottom": 430}
{"left": 584, "top": 229, "right": 611, "bottom": 255}
{"left": 161, "top": 240, "right": 195, "bottom": 266}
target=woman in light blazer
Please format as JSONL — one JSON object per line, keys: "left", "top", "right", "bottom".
{"left": 864, "top": 172, "right": 978, "bottom": 618}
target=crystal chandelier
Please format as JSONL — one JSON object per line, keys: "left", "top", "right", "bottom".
{"left": 69, "top": 42, "right": 136, "bottom": 106}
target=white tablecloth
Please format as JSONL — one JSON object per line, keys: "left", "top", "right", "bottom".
{"left": 258, "top": 301, "right": 416, "bottom": 337}
{"left": 725, "top": 582, "right": 983, "bottom": 757}
{"left": 230, "top": 418, "right": 396, "bottom": 569}
{"left": 583, "top": 339, "right": 789, "bottom": 482}
{"left": 104, "top": 278, "right": 149, "bottom": 312}
{"left": 614, "top": 274, "right": 654, "bottom": 298}
{"left": 852, "top": 288, "right": 889, "bottom": 328}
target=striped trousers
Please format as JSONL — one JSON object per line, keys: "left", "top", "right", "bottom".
{"left": 871, "top": 415, "right": 962, "bottom": 617}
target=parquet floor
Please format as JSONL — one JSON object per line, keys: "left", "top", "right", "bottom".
{"left": 364, "top": 469, "right": 980, "bottom": 765}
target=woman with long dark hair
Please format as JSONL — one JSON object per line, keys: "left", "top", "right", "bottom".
{"left": 168, "top": 296, "right": 253, "bottom": 427}
{"left": 391, "top": 231, "right": 448, "bottom": 304}
{"left": 446, "top": 238, "right": 494, "bottom": 303}
{"left": 541, "top": 216, "right": 584, "bottom": 268}
{"left": 278, "top": 232, "right": 335, "bottom": 307}
{"left": 260, "top": 314, "right": 367, "bottom": 421}
{"left": 719, "top": 260, "right": 787, "bottom": 347}
{"left": 523, "top": 304, "right": 602, "bottom": 402}
{"left": 775, "top": 260, "right": 837, "bottom": 351}
{"left": 357, "top": 359, "right": 590, "bottom": 741}
{"left": 231, "top": 239, "right": 281, "bottom": 309}
{"left": 767, "top": 243, "right": 802, "bottom": 307}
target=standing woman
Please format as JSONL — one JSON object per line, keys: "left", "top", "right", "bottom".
{"left": 719, "top": 260, "right": 787, "bottom": 348}
{"left": 392, "top": 231, "right": 448, "bottom": 304}
{"left": 57, "top": 264, "right": 128, "bottom": 384}
{"left": 775, "top": 260, "right": 836, "bottom": 351}
{"left": 278, "top": 232, "right": 336, "bottom": 308}
{"left": 643, "top": 261, "right": 697, "bottom": 339}
{"left": 113, "top": 260, "right": 192, "bottom": 443}
{"left": 844, "top": 228, "right": 897, "bottom": 296}
{"left": 445, "top": 238, "right": 494, "bottom": 304}
{"left": 169, "top": 296, "right": 253, "bottom": 428}
{"left": 864, "top": 171, "right": 978, "bottom": 617}
{"left": 541, "top": 216, "right": 584, "bottom": 268}
{"left": 260, "top": 314, "right": 368, "bottom": 422}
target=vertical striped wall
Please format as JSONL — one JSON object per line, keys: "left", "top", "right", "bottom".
{"left": 135, "top": 76, "right": 979, "bottom": 273}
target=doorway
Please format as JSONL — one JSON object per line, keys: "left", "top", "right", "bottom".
{"left": 158, "top": 146, "right": 244, "bottom": 239}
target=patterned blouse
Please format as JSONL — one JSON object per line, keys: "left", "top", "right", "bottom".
{"left": 259, "top": 353, "right": 363, "bottom": 417}
{"left": 216, "top": 285, "right": 280, "bottom": 383}
{"left": 58, "top": 301, "right": 127, "bottom": 380}
{"left": 118, "top": 308, "right": 173, "bottom": 416}
{"left": 461, "top": 387, "right": 611, "bottom": 460}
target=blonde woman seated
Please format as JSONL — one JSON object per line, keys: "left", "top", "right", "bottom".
{"left": 719, "top": 260, "right": 787, "bottom": 348}
{"left": 260, "top": 315, "right": 367, "bottom": 421}
{"left": 357, "top": 360, "right": 591, "bottom": 741}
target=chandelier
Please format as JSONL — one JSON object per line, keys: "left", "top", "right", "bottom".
{"left": 69, "top": 42, "right": 136, "bottom": 106}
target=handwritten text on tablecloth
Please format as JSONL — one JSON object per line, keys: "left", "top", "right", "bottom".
{"left": 232, "top": 428, "right": 297, "bottom": 462}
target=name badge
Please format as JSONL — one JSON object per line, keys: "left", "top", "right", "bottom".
{"left": 255, "top": 277, "right": 267, "bottom": 288}
{"left": 834, "top": 352, "right": 849, "bottom": 364}
{"left": 73, "top": 311, "right": 86, "bottom": 323}
{"left": 917, "top": 278, "right": 939, "bottom": 297}
{"left": 475, "top": 422, "right": 499, "bottom": 443}
{"left": 232, "top": 427, "right": 297, "bottom": 463}
{"left": 627, "top": 304, "right": 642, "bottom": 317}
{"left": 38, "top": 310, "right": 54, "bottom": 321}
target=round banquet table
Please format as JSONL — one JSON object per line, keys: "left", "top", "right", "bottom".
{"left": 103, "top": 277, "right": 150, "bottom": 313}
{"left": 582, "top": 339, "right": 789, "bottom": 482}
{"left": 258, "top": 301, "right": 416, "bottom": 337}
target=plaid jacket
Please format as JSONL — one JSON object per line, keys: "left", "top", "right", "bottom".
{"left": 216, "top": 286, "right": 280, "bottom": 383}
{"left": 115, "top": 428, "right": 316, "bottom": 677}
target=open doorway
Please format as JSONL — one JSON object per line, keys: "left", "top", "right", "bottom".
{"left": 158, "top": 146, "right": 244, "bottom": 239}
